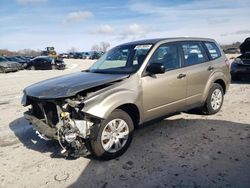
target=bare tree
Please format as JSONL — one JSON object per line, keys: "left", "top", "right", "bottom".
{"left": 18, "top": 49, "right": 41, "bottom": 56}
{"left": 0, "top": 48, "right": 41, "bottom": 56}
{"left": 67, "top": 47, "right": 77, "bottom": 53}
{"left": 91, "top": 42, "right": 110, "bottom": 52}
{"left": 99, "top": 42, "right": 110, "bottom": 52}
{"left": 91, "top": 44, "right": 100, "bottom": 51}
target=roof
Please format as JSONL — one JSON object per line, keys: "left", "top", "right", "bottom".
{"left": 120, "top": 37, "right": 215, "bottom": 46}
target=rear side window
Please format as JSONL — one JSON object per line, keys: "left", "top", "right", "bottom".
{"left": 204, "top": 42, "right": 221, "bottom": 60}
{"left": 181, "top": 42, "right": 207, "bottom": 66}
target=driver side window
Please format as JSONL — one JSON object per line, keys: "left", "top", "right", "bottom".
{"left": 149, "top": 43, "right": 180, "bottom": 71}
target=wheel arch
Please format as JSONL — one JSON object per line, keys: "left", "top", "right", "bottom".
{"left": 214, "top": 79, "right": 226, "bottom": 94}
{"left": 116, "top": 103, "right": 140, "bottom": 128}
{"left": 82, "top": 89, "right": 142, "bottom": 123}
{"left": 202, "top": 72, "right": 229, "bottom": 102}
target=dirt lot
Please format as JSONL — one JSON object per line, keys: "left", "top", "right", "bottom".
{"left": 0, "top": 58, "right": 250, "bottom": 188}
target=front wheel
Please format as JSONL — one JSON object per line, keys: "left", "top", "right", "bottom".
{"left": 202, "top": 83, "right": 224, "bottom": 115}
{"left": 89, "top": 109, "right": 134, "bottom": 160}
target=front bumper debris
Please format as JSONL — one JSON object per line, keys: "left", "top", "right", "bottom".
{"left": 24, "top": 111, "right": 57, "bottom": 139}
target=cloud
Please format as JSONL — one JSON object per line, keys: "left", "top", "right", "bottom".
{"left": 94, "top": 24, "right": 115, "bottom": 34}
{"left": 221, "top": 30, "right": 250, "bottom": 37}
{"left": 127, "top": 0, "right": 250, "bottom": 44}
{"left": 64, "top": 11, "right": 93, "bottom": 23}
{"left": 207, "top": 18, "right": 231, "bottom": 25}
{"left": 128, "top": 0, "right": 246, "bottom": 20}
{"left": 234, "top": 30, "right": 250, "bottom": 35}
{"left": 120, "top": 23, "right": 148, "bottom": 39}
{"left": 16, "top": 0, "right": 47, "bottom": 5}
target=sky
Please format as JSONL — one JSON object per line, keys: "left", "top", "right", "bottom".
{"left": 0, "top": 0, "right": 250, "bottom": 52}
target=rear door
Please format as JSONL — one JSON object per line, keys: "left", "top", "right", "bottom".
{"left": 180, "top": 41, "right": 212, "bottom": 106}
{"left": 142, "top": 42, "right": 187, "bottom": 121}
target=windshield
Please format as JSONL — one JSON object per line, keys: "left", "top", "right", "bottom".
{"left": 89, "top": 44, "right": 152, "bottom": 74}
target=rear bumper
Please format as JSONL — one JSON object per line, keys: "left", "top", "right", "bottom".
{"left": 24, "top": 111, "right": 57, "bottom": 139}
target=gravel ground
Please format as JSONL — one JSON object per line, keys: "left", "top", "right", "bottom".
{"left": 0, "top": 58, "right": 249, "bottom": 188}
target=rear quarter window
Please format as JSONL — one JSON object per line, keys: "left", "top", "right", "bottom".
{"left": 204, "top": 42, "right": 221, "bottom": 60}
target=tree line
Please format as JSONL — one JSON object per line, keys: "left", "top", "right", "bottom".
{"left": 1, "top": 41, "right": 242, "bottom": 56}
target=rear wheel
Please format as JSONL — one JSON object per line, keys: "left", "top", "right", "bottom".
{"left": 89, "top": 109, "right": 134, "bottom": 160}
{"left": 202, "top": 83, "right": 224, "bottom": 115}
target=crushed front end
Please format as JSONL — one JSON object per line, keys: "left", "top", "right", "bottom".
{"left": 22, "top": 94, "right": 99, "bottom": 158}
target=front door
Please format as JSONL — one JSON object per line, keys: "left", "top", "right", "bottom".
{"left": 141, "top": 43, "right": 187, "bottom": 122}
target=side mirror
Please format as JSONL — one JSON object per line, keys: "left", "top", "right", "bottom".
{"left": 146, "top": 63, "right": 165, "bottom": 74}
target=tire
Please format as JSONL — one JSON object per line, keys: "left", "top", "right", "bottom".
{"left": 89, "top": 109, "right": 134, "bottom": 160}
{"left": 58, "top": 65, "right": 65, "bottom": 70}
{"left": 29, "top": 66, "right": 35, "bottom": 70}
{"left": 0, "top": 67, "right": 5, "bottom": 73}
{"left": 51, "top": 65, "right": 56, "bottom": 70}
{"left": 202, "top": 83, "right": 224, "bottom": 115}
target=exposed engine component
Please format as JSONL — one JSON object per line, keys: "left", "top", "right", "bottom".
{"left": 56, "top": 111, "right": 94, "bottom": 157}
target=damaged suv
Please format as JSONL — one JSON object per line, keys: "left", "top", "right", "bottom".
{"left": 22, "top": 38, "right": 230, "bottom": 159}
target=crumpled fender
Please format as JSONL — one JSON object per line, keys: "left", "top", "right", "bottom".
{"left": 82, "top": 88, "right": 141, "bottom": 120}
{"left": 81, "top": 74, "right": 142, "bottom": 120}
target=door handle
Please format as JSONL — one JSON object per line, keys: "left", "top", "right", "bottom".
{"left": 177, "top": 73, "right": 186, "bottom": 79}
{"left": 208, "top": 66, "right": 214, "bottom": 71}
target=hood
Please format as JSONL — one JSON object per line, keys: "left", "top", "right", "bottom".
{"left": 0, "top": 61, "right": 21, "bottom": 68}
{"left": 24, "top": 71, "right": 129, "bottom": 99}
{"left": 240, "top": 37, "right": 250, "bottom": 54}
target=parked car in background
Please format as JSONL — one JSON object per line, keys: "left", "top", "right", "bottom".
{"left": 26, "top": 56, "right": 65, "bottom": 70}
{"left": 98, "top": 51, "right": 105, "bottom": 57}
{"left": 22, "top": 38, "right": 230, "bottom": 159}
{"left": 231, "top": 38, "right": 250, "bottom": 81}
{"left": 69, "top": 52, "right": 75, "bottom": 59}
{"left": 0, "top": 56, "right": 22, "bottom": 73}
{"left": 58, "top": 53, "right": 69, "bottom": 59}
{"left": 224, "top": 47, "right": 240, "bottom": 54}
{"left": 5, "top": 56, "right": 29, "bottom": 68}
{"left": 14, "top": 56, "right": 31, "bottom": 62}
{"left": 24, "top": 56, "right": 35, "bottom": 60}
{"left": 74, "top": 52, "right": 86, "bottom": 59}
{"left": 88, "top": 51, "right": 101, "bottom": 59}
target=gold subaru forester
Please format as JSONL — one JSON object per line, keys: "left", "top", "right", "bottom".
{"left": 22, "top": 38, "right": 230, "bottom": 159}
